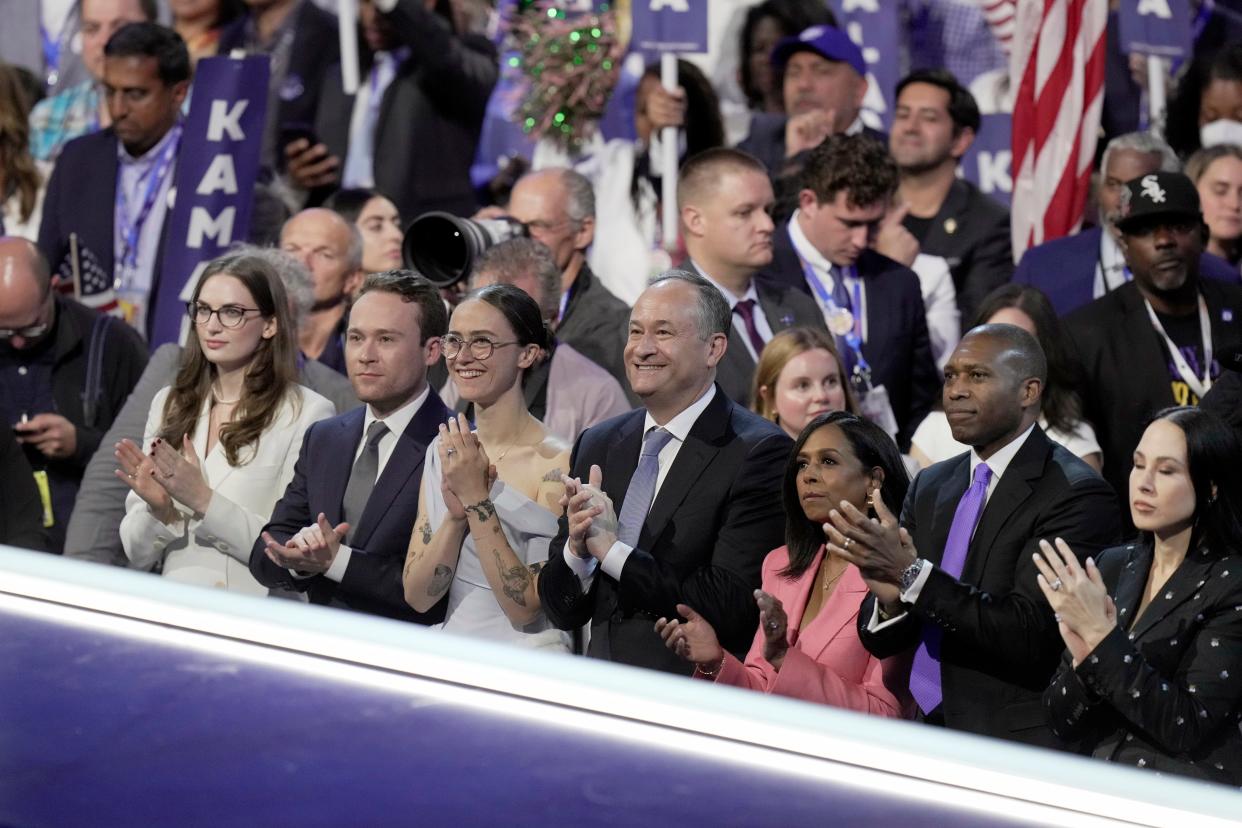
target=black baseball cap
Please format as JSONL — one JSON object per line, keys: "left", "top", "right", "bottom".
{"left": 1115, "top": 171, "right": 1202, "bottom": 233}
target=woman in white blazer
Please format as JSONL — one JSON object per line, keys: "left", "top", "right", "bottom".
{"left": 117, "top": 252, "right": 334, "bottom": 595}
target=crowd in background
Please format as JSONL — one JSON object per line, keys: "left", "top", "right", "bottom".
{"left": 4, "top": 0, "right": 1242, "bottom": 788}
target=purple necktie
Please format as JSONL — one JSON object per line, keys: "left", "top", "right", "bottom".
{"left": 732, "top": 299, "right": 767, "bottom": 357}
{"left": 908, "top": 462, "right": 993, "bottom": 714}
{"left": 616, "top": 427, "right": 674, "bottom": 548}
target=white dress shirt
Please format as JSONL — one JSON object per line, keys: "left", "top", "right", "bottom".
{"left": 318, "top": 384, "right": 431, "bottom": 582}
{"left": 562, "top": 384, "right": 718, "bottom": 590}
{"left": 694, "top": 260, "right": 774, "bottom": 362}
{"left": 868, "top": 422, "right": 1037, "bottom": 631}
{"left": 787, "top": 213, "right": 869, "bottom": 342}
{"left": 1092, "top": 228, "right": 1129, "bottom": 299}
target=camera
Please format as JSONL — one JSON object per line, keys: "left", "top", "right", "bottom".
{"left": 402, "top": 211, "right": 528, "bottom": 288}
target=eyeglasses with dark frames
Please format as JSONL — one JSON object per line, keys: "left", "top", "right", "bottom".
{"left": 186, "top": 301, "right": 262, "bottom": 329}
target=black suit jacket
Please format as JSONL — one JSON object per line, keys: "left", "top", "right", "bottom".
{"left": 737, "top": 112, "right": 887, "bottom": 175}
{"left": 909, "top": 177, "right": 1013, "bottom": 324}
{"left": 858, "top": 427, "right": 1120, "bottom": 747}
{"left": 1047, "top": 543, "right": 1242, "bottom": 784}
{"left": 249, "top": 391, "right": 451, "bottom": 623}
{"left": 556, "top": 262, "right": 631, "bottom": 397}
{"left": 1066, "top": 279, "right": 1242, "bottom": 524}
{"left": 313, "top": 0, "right": 497, "bottom": 218}
{"left": 37, "top": 128, "right": 176, "bottom": 340}
{"left": 766, "top": 231, "right": 939, "bottom": 450}
{"left": 537, "top": 388, "right": 792, "bottom": 673}
{"left": 688, "top": 267, "right": 825, "bottom": 407}
{"left": 218, "top": 0, "right": 340, "bottom": 170}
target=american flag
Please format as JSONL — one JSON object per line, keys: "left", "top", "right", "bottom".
{"left": 56, "top": 241, "right": 119, "bottom": 315}
{"left": 1009, "top": 0, "right": 1108, "bottom": 259}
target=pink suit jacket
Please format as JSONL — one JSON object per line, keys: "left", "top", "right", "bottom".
{"left": 708, "top": 545, "right": 914, "bottom": 718}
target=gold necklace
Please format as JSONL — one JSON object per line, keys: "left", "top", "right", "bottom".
{"left": 488, "top": 418, "right": 535, "bottom": 464}
{"left": 820, "top": 559, "right": 847, "bottom": 594}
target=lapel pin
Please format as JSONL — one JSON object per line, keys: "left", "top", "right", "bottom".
{"left": 1223, "top": 309, "right": 1234, "bottom": 322}
{"left": 944, "top": 218, "right": 958, "bottom": 235}
{"left": 779, "top": 313, "right": 794, "bottom": 327}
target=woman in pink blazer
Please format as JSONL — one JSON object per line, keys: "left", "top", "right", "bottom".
{"left": 656, "top": 411, "right": 915, "bottom": 718}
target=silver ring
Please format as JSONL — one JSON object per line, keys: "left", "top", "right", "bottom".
{"left": 843, "top": 538, "right": 854, "bottom": 550}
{"left": 1050, "top": 578, "right": 1063, "bottom": 592}
{"left": 766, "top": 620, "right": 779, "bottom": 632}
{"left": 126, "top": 472, "right": 136, "bottom": 480}
{"left": 445, "top": 448, "right": 456, "bottom": 456}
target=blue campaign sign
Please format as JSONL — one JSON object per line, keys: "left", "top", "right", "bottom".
{"left": 152, "top": 55, "right": 268, "bottom": 347}
{"left": 631, "top": 0, "right": 708, "bottom": 57}
{"left": 959, "top": 113, "right": 1012, "bottom": 207}
{"left": 1117, "top": 0, "right": 1192, "bottom": 59}
{"left": 830, "top": 0, "right": 900, "bottom": 131}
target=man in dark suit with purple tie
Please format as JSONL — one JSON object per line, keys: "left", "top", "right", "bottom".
{"left": 829, "top": 324, "right": 1119, "bottom": 748}
{"left": 250, "top": 270, "right": 451, "bottom": 623}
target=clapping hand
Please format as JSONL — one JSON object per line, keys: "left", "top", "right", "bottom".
{"left": 149, "top": 436, "right": 213, "bottom": 515}
{"left": 655, "top": 604, "right": 724, "bottom": 671}
{"left": 439, "top": 415, "right": 496, "bottom": 519}
{"left": 1034, "top": 538, "right": 1117, "bottom": 666}
{"left": 755, "top": 589, "right": 790, "bottom": 670}
{"left": 825, "top": 492, "right": 915, "bottom": 588}
{"left": 262, "top": 513, "right": 350, "bottom": 574}
{"left": 561, "top": 464, "right": 616, "bottom": 561}
{"left": 115, "top": 437, "right": 175, "bottom": 521}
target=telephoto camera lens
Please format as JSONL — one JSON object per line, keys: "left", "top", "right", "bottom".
{"left": 402, "top": 212, "right": 528, "bottom": 288}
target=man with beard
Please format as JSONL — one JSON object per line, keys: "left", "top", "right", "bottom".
{"left": 1067, "top": 171, "right": 1242, "bottom": 525}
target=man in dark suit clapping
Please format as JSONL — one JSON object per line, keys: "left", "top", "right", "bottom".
{"left": 539, "top": 271, "right": 791, "bottom": 673}
{"left": 250, "top": 270, "right": 451, "bottom": 623}
{"left": 829, "top": 323, "right": 1120, "bottom": 748}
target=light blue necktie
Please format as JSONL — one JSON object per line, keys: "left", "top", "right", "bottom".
{"left": 616, "top": 428, "right": 674, "bottom": 548}
{"left": 908, "top": 462, "right": 993, "bottom": 714}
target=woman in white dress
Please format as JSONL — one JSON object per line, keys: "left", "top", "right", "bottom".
{"left": 403, "top": 284, "right": 572, "bottom": 650}
{"left": 911, "top": 283, "right": 1102, "bottom": 470}
{"left": 117, "top": 252, "right": 334, "bottom": 594}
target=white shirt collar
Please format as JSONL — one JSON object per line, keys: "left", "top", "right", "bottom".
{"left": 363, "top": 383, "right": 431, "bottom": 441}
{"left": 643, "top": 383, "right": 716, "bottom": 443}
{"left": 1099, "top": 227, "right": 1124, "bottom": 270}
{"left": 787, "top": 212, "right": 836, "bottom": 275}
{"left": 118, "top": 120, "right": 180, "bottom": 165}
{"left": 691, "top": 259, "right": 758, "bottom": 309}
{"left": 845, "top": 114, "right": 865, "bottom": 136}
{"left": 968, "top": 422, "right": 1037, "bottom": 484}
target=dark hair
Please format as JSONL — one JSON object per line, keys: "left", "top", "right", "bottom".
{"left": 472, "top": 238, "right": 561, "bottom": 322}
{"left": 463, "top": 283, "right": 550, "bottom": 352}
{"left": 104, "top": 22, "right": 191, "bottom": 86}
{"left": 641, "top": 59, "right": 724, "bottom": 158}
{"left": 800, "top": 133, "right": 899, "bottom": 208}
{"left": 324, "top": 188, "right": 384, "bottom": 226}
{"left": 738, "top": 0, "right": 838, "bottom": 109}
{"left": 895, "top": 68, "right": 981, "bottom": 134}
{"left": 646, "top": 269, "right": 731, "bottom": 339}
{"left": 83, "top": 0, "right": 160, "bottom": 23}
{"left": 1166, "top": 41, "right": 1242, "bottom": 159}
{"left": 1139, "top": 406, "right": 1242, "bottom": 558}
{"left": 161, "top": 253, "right": 298, "bottom": 467}
{"left": 176, "top": 0, "right": 242, "bottom": 29}
{"left": 780, "top": 411, "right": 910, "bottom": 579}
{"left": 355, "top": 269, "right": 448, "bottom": 342}
{"left": 973, "top": 285, "right": 1083, "bottom": 434}
{"left": 0, "top": 63, "right": 40, "bottom": 223}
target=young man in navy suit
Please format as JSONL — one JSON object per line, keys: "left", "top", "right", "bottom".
{"left": 539, "top": 271, "right": 791, "bottom": 673}
{"left": 766, "top": 134, "right": 939, "bottom": 450}
{"left": 250, "top": 270, "right": 451, "bottom": 623}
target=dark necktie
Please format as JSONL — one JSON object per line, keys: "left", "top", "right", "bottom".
{"left": 732, "top": 299, "right": 767, "bottom": 357}
{"left": 341, "top": 421, "right": 388, "bottom": 540}
{"left": 616, "top": 427, "right": 674, "bottom": 548}
{"left": 830, "top": 266, "right": 859, "bottom": 376}
{"left": 908, "top": 462, "right": 993, "bottom": 714}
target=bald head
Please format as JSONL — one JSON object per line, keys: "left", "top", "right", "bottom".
{"left": 962, "top": 323, "right": 1047, "bottom": 386}
{"left": 280, "top": 208, "right": 364, "bottom": 305}
{"left": 0, "top": 238, "right": 54, "bottom": 348}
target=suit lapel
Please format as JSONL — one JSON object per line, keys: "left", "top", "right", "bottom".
{"left": 1111, "top": 544, "right": 1151, "bottom": 632}
{"left": 1129, "top": 549, "right": 1219, "bottom": 640}
{"left": 928, "top": 455, "right": 971, "bottom": 567}
{"left": 604, "top": 410, "right": 645, "bottom": 507}
{"left": 350, "top": 392, "right": 446, "bottom": 548}
{"left": 324, "top": 408, "right": 365, "bottom": 526}
{"left": 964, "top": 429, "right": 1045, "bottom": 580}
{"left": 1116, "top": 285, "right": 1176, "bottom": 410}
{"left": 756, "top": 280, "right": 799, "bottom": 333}
{"left": 639, "top": 391, "right": 728, "bottom": 549}
{"left": 920, "top": 179, "right": 969, "bottom": 253}
{"left": 801, "top": 564, "right": 870, "bottom": 662}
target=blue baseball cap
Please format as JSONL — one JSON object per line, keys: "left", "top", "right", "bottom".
{"left": 771, "top": 25, "right": 866, "bottom": 77}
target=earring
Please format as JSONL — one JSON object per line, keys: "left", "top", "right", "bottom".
{"left": 865, "top": 490, "right": 875, "bottom": 508}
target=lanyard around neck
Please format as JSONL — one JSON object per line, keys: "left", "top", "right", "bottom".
{"left": 1144, "top": 294, "right": 1214, "bottom": 399}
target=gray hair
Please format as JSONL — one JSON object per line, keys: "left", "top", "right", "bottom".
{"left": 1100, "top": 132, "right": 1180, "bottom": 178}
{"left": 471, "top": 238, "right": 562, "bottom": 322}
{"left": 343, "top": 220, "right": 364, "bottom": 273}
{"left": 228, "top": 243, "right": 314, "bottom": 330}
{"left": 557, "top": 168, "right": 596, "bottom": 223}
{"left": 646, "top": 269, "right": 731, "bottom": 340}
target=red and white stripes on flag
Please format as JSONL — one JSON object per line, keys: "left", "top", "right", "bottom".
{"left": 1009, "top": 0, "right": 1107, "bottom": 259}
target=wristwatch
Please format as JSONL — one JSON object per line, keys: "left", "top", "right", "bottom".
{"left": 899, "top": 558, "right": 926, "bottom": 595}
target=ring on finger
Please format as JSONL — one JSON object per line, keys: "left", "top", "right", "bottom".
{"left": 445, "top": 447, "right": 457, "bottom": 456}
{"left": 843, "top": 537, "right": 854, "bottom": 551}
{"left": 766, "top": 620, "right": 779, "bottom": 632}
{"left": 1050, "top": 578, "right": 1063, "bottom": 592}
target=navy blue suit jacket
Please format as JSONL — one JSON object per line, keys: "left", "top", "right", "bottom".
{"left": 1013, "top": 226, "right": 1241, "bottom": 317}
{"left": 37, "top": 128, "right": 173, "bottom": 340}
{"left": 249, "top": 390, "right": 451, "bottom": 623}
{"left": 765, "top": 228, "right": 939, "bottom": 451}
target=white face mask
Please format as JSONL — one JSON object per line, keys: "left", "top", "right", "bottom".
{"left": 1200, "top": 119, "right": 1242, "bottom": 148}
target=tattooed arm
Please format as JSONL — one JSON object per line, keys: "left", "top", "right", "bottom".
{"left": 402, "top": 473, "right": 470, "bottom": 613}
{"left": 463, "top": 495, "right": 549, "bottom": 627}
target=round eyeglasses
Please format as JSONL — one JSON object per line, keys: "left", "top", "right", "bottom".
{"left": 187, "top": 301, "right": 262, "bottom": 329}
{"left": 441, "top": 334, "right": 519, "bottom": 361}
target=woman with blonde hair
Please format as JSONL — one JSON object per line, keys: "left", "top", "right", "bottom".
{"left": 117, "top": 252, "right": 335, "bottom": 593}
{"left": 0, "top": 63, "right": 48, "bottom": 239}
{"left": 1187, "top": 144, "right": 1242, "bottom": 269}
{"left": 752, "top": 326, "right": 858, "bottom": 440}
